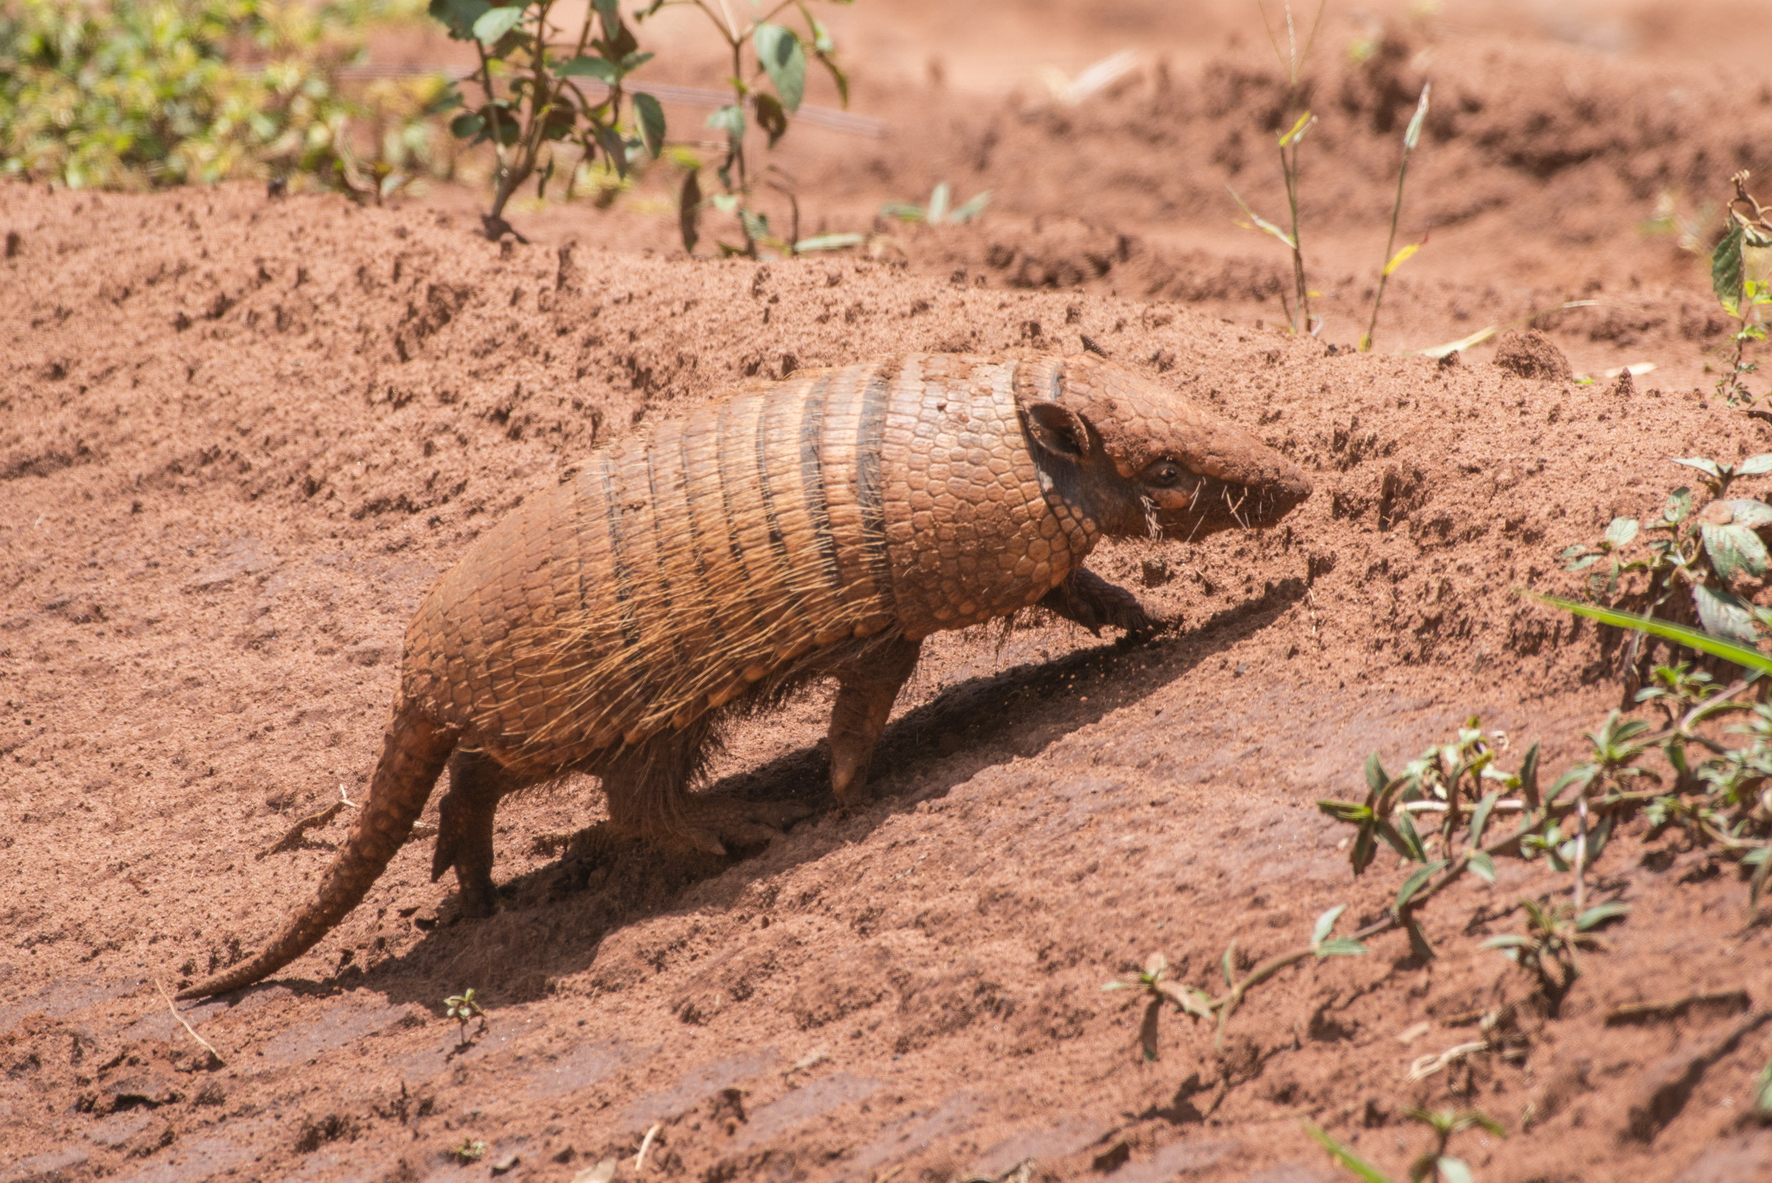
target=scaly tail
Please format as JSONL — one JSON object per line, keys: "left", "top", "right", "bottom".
{"left": 178, "top": 699, "right": 457, "bottom": 999}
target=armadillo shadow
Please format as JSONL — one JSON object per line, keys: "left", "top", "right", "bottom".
{"left": 358, "top": 575, "right": 1309, "bottom": 1005}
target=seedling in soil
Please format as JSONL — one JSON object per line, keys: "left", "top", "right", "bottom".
{"left": 1710, "top": 171, "right": 1772, "bottom": 405}
{"left": 429, "top": 0, "right": 666, "bottom": 240}
{"left": 1403, "top": 1107, "right": 1507, "bottom": 1183}
{"left": 880, "top": 182, "right": 991, "bottom": 227}
{"left": 445, "top": 988, "right": 488, "bottom": 1046}
{"left": 1302, "top": 1108, "right": 1503, "bottom": 1183}
{"left": 450, "top": 1137, "right": 489, "bottom": 1163}
{"left": 1227, "top": 0, "right": 1327, "bottom": 336}
{"left": 669, "top": 0, "right": 850, "bottom": 257}
{"left": 1561, "top": 455, "right": 1772, "bottom": 654}
{"left": 1480, "top": 897, "right": 1626, "bottom": 1016}
{"left": 1359, "top": 82, "right": 1431, "bottom": 352}
{"left": 1103, "top": 906, "right": 1365, "bottom": 1057}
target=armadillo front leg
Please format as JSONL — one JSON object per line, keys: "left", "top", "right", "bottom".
{"left": 1039, "top": 567, "right": 1157, "bottom": 635}
{"left": 828, "top": 634, "right": 923, "bottom": 805}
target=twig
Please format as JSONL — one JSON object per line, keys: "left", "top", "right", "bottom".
{"left": 1407, "top": 1039, "right": 1490, "bottom": 1081}
{"left": 1605, "top": 989, "right": 1752, "bottom": 1026}
{"left": 258, "top": 785, "right": 357, "bottom": 859}
{"left": 153, "top": 978, "right": 224, "bottom": 1065}
{"left": 634, "top": 1121, "right": 662, "bottom": 1172}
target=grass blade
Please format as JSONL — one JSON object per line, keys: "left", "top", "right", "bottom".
{"left": 1523, "top": 592, "right": 1772, "bottom": 676}
{"left": 1299, "top": 1120, "right": 1396, "bottom": 1183}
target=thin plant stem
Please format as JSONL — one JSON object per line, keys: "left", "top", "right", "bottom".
{"left": 1363, "top": 82, "right": 1430, "bottom": 351}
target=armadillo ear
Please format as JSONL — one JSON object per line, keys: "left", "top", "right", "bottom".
{"left": 1022, "top": 401, "right": 1093, "bottom": 460}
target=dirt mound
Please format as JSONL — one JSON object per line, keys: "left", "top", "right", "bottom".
{"left": 4, "top": 171, "right": 1772, "bottom": 1183}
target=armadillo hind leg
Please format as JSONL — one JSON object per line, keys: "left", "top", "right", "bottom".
{"left": 594, "top": 716, "right": 809, "bottom": 856}
{"left": 596, "top": 717, "right": 726, "bottom": 854}
{"left": 177, "top": 699, "right": 457, "bottom": 998}
{"left": 828, "top": 634, "right": 923, "bottom": 805}
{"left": 432, "top": 749, "right": 535, "bottom": 919}
{"left": 1038, "top": 567, "right": 1157, "bottom": 635}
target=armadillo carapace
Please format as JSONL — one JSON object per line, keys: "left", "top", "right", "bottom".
{"left": 181, "top": 352, "right": 1310, "bottom": 998}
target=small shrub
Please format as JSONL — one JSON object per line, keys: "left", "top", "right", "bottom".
{"left": 0, "top": 0, "right": 452, "bottom": 192}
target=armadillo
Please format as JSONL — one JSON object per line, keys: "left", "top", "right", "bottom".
{"left": 180, "top": 352, "right": 1310, "bottom": 999}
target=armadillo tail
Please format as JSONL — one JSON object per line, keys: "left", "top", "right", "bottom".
{"left": 177, "top": 699, "right": 456, "bottom": 999}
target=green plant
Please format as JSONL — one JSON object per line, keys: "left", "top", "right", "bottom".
{"left": 1711, "top": 171, "right": 1772, "bottom": 405}
{"left": 1301, "top": 1108, "right": 1503, "bottom": 1183}
{"left": 427, "top": 0, "right": 663, "bottom": 238}
{"left": 444, "top": 987, "right": 487, "bottom": 1045}
{"left": 450, "top": 1137, "right": 489, "bottom": 1163}
{"left": 668, "top": 0, "right": 851, "bottom": 257}
{"left": 1480, "top": 897, "right": 1624, "bottom": 1015}
{"left": 1103, "top": 905, "right": 1366, "bottom": 1057}
{"left": 1359, "top": 81, "right": 1430, "bottom": 352}
{"left": 0, "top": 0, "right": 450, "bottom": 192}
{"left": 1226, "top": 0, "right": 1326, "bottom": 336}
{"left": 1756, "top": 1055, "right": 1772, "bottom": 1120}
{"left": 1561, "top": 454, "right": 1772, "bottom": 650}
{"left": 880, "top": 181, "right": 990, "bottom": 227}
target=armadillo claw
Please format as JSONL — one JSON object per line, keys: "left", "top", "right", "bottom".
{"left": 1039, "top": 567, "right": 1157, "bottom": 635}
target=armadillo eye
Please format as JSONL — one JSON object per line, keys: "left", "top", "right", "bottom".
{"left": 1144, "top": 461, "right": 1183, "bottom": 488}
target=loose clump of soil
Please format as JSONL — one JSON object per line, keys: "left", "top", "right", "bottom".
{"left": 5, "top": 7, "right": 1772, "bottom": 1182}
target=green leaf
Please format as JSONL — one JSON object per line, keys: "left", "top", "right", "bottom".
{"left": 1663, "top": 486, "right": 1695, "bottom": 524}
{"left": 1693, "top": 583, "right": 1758, "bottom": 646}
{"left": 633, "top": 92, "right": 665, "bottom": 158}
{"left": 1300, "top": 1120, "right": 1396, "bottom": 1183}
{"left": 1313, "top": 904, "right": 1348, "bottom": 947}
{"left": 1481, "top": 934, "right": 1531, "bottom": 949}
{"left": 1468, "top": 790, "right": 1501, "bottom": 848}
{"left": 1365, "top": 752, "right": 1390, "bottom": 794}
{"left": 927, "top": 182, "right": 951, "bottom": 226}
{"left": 472, "top": 5, "right": 525, "bottom": 45}
{"left": 1316, "top": 937, "right": 1369, "bottom": 958}
{"left": 1351, "top": 826, "right": 1377, "bottom": 876}
{"left": 1603, "top": 517, "right": 1640, "bottom": 548}
{"left": 1754, "top": 1056, "right": 1772, "bottom": 1116}
{"left": 1395, "top": 860, "right": 1448, "bottom": 913}
{"left": 1468, "top": 850, "right": 1496, "bottom": 884}
{"left": 1728, "top": 498, "right": 1772, "bottom": 528}
{"left": 1403, "top": 82, "right": 1431, "bottom": 151}
{"left": 678, "top": 168, "right": 701, "bottom": 254}
{"left": 1436, "top": 1156, "right": 1474, "bottom": 1183}
{"left": 1713, "top": 223, "right": 1746, "bottom": 315}
{"left": 429, "top": 0, "right": 493, "bottom": 38}
{"left": 1226, "top": 185, "right": 1296, "bottom": 250}
{"left": 1575, "top": 901, "right": 1629, "bottom": 930}
{"left": 1523, "top": 593, "right": 1772, "bottom": 676}
{"left": 1738, "top": 455, "right": 1772, "bottom": 477}
{"left": 1518, "top": 741, "right": 1541, "bottom": 810}
{"left": 449, "top": 112, "right": 485, "bottom": 139}
{"left": 753, "top": 23, "right": 806, "bottom": 112}
{"left": 753, "top": 92, "right": 788, "bottom": 147}
{"left": 1277, "top": 110, "right": 1315, "bottom": 147}
{"left": 1675, "top": 457, "right": 1723, "bottom": 479}
{"left": 1749, "top": 847, "right": 1771, "bottom": 911}
{"left": 1317, "top": 800, "right": 1372, "bottom": 824}
{"left": 949, "top": 191, "right": 992, "bottom": 223}
{"left": 706, "top": 104, "right": 745, "bottom": 139}
{"left": 558, "top": 55, "right": 618, "bottom": 81}
{"left": 1222, "top": 942, "right": 1237, "bottom": 988}
{"left": 1395, "top": 812, "right": 1429, "bottom": 863}
{"left": 592, "top": 0, "right": 621, "bottom": 34}
{"left": 1703, "top": 519, "right": 1769, "bottom": 582}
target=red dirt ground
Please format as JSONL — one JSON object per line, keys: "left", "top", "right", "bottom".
{"left": 5, "top": 3, "right": 1772, "bottom": 1182}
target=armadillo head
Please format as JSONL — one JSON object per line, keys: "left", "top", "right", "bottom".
{"left": 1019, "top": 355, "right": 1312, "bottom": 540}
